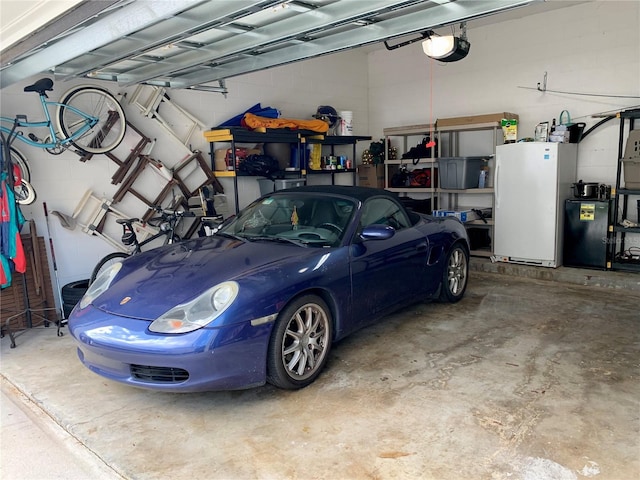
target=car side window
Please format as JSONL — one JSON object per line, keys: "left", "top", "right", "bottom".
{"left": 360, "top": 198, "right": 411, "bottom": 230}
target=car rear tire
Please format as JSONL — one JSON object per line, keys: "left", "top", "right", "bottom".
{"left": 267, "top": 295, "right": 333, "bottom": 389}
{"left": 438, "top": 243, "right": 469, "bottom": 303}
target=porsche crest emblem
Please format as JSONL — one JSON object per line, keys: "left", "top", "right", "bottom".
{"left": 120, "top": 296, "right": 132, "bottom": 305}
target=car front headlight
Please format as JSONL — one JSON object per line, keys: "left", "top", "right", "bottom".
{"left": 79, "top": 262, "right": 123, "bottom": 309}
{"left": 149, "top": 281, "right": 239, "bottom": 334}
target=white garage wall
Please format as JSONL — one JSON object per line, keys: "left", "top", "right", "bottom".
{"left": 0, "top": 49, "right": 369, "bottom": 292}
{"left": 368, "top": 1, "right": 640, "bottom": 184}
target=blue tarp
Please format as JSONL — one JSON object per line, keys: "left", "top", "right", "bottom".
{"left": 216, "top": 103, "right": 280, "bottom": 128}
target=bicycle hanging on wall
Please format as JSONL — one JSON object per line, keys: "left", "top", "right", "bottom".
{"left": 0, "top": 78, "right": 128, "bottom": 205}
{"left": 0, "top": 77, "right": 127, "bottom": 155}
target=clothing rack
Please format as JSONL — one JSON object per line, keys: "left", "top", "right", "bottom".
{"left": 1, "top": 132, "right": 63, "bottom": 347}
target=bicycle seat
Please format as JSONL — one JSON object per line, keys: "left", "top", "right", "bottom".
{"left": 116, "top": 218, "right": 139, "bottom": 225}
{"left": 24, "top": 78, "right": 54, "bottom": 95}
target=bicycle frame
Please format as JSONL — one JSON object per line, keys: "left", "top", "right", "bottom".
{"left": 0, "top": 93, "right": 99, "bottom": 150}
{"left": 124, "top": 212, "right": 187, "bottom": 255}
{"left": 130, "top": 224, "right": 177, "bottom": 254}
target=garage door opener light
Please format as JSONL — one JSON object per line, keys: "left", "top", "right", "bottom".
{"left": 422, "top": 22, "right": 470, "bottom": 62}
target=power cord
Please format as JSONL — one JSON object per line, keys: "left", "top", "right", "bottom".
{"left": 615, "top": 246, "right": 640, "bottom": 263}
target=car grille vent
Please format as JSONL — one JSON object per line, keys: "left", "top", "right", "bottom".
{"left": 130, "top": 364, "right": 189, "bottom": 383}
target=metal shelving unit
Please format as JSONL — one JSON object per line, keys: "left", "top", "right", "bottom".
{"left": 436, "top": 121, "right": 500, "bottom": 258}
{"left": 610, "top": 109, "right": 640, "bottom": 272}
{"left": 204, "top": 128, "right": 305, "bottom": 214}
{"left": 204, "top": 128, "right": 370, "bottom": 212}
{"left": 383, "top": 120, "right": 502, "bottom": 257}
{"left": 306, "top": 135, "right": 371, "bottom": 185}
{"left": 383, "top": 124, "right": 438, "bottom": 211}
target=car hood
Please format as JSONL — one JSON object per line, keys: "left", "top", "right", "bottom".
{"left": 90, "top": 235, "right": 326, "bottom": 321}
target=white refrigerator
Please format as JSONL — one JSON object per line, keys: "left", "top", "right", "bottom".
{"left": 494, "top": 142, "right": 577, "bottom": 267}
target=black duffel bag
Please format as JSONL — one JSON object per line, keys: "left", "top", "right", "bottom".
{"left": 238, "top": 154, "right": 280, "bottom": 178}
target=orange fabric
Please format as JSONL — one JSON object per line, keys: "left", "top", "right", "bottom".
{"left": 13, "top": 233, "right": 26, "bottom": 273}
{"left": 0, "top": 256, "right": 8, "bottom": 285}
{"left": 242, "top": 113, "right": 329, "bottom": 133}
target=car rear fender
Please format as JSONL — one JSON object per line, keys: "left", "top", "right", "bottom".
{"left": 420, "top": 216, "right": 470, "bottom": 263}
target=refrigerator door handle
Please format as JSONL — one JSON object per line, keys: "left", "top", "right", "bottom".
{"left": 495, "top": 162, "right": 500, "bottom": 208}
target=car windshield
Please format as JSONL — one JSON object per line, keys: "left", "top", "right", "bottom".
{"left": 218, "top": 192, "right": 356, "bottom": 248}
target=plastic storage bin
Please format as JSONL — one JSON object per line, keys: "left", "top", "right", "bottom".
{"left": 276, "top": 178, "right": 305, "bottom": 190}
{"left": 437, "top": 156, "right": 486, "bottom": 189}
{"left": 258, "top": 178, "right": 306, "bottom": 196}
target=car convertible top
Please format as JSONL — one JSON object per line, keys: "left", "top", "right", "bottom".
{"left": 276, "top": 185, "right": 399, "bottom": 203}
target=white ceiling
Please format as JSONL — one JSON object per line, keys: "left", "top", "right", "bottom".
{"left": 0, "top": 0, "right": 84, "bottom": 49}
{"left": 1, "top": 0, "right": 554, "bottom": 92}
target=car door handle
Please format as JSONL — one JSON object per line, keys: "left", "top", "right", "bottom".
{"left": 416, "top": 242, "right": 427, "bottom": 252}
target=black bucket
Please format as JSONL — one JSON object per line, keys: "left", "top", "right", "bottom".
{"left": 569, "top": 122, "right": 586, "bottom": 143}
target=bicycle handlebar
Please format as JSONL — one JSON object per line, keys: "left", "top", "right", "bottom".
{"left": 148, "top": 209, "right": 195, "bottom": 221}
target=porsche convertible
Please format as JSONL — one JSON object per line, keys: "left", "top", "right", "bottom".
{"left": 68, "top": 185, "right": 469, "bottom": 392}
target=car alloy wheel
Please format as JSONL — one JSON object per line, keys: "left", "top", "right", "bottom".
{"left": 439, "top": 243, "right": 468, "bottom": 303}
{"left": 267, "top": 295, "right": 332, "bottom": 389}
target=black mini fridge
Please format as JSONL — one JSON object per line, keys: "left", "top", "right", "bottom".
{"left": 563, "top": 199, "right": 612, "bottom": 269}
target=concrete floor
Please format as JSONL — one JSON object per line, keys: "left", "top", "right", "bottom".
{"left": 1, "top": 269, "right": 639, "bottom": 480}
{"left": 1, "top": 381, "right": 123, "bottom": 479}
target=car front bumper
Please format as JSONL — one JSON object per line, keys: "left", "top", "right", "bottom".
{"left": 68, "top": 305, "right": 273, "bottom": 392}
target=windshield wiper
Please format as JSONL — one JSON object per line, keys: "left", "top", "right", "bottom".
{"left": 249, "top": 236, "right": 308, "bottom": 247}
{"left": 215, "top": 231, "right": 248, "bottom": 242}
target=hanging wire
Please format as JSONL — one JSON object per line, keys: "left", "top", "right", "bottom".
{"left": 427, "top": 55, "right": 436, "bottom": 148}
{"left": 518, "top": 85, "right": 640, "bottom": 99}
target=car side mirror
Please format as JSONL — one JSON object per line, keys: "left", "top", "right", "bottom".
{"left": 360, "top": 224, "right": 395, "bottom": 240}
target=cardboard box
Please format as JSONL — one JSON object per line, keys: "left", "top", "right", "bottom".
{"left": 214, "top": 148, "right": 228, "bottom": 171}
{"left": 432, "top": 207, "right": 492, "bottom": 223}
{"left": 433, "top": 209, "right": 479, "bottom": 223}
{"left": 358, "top": 164, "right": 385, "bottom": 188}
{"left": 437, "top": 112, "right": 519, "bottom": 128}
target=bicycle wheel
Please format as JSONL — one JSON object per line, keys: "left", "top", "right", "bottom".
{"left": 14, "top": 179, "right": 37, "bottom": 205}
{"left": 58, "top": 86, "right": 126, "bottom": 154}
{"left": 90, "top": 252, "right": 130, "bottom": 285}
{"left": 9, "top": 146, "right": 30, "bottom": 182}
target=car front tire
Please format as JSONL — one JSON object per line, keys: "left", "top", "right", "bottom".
{"left": 438, "top": 243, "right": 469, "bottom": 303}
{"left": 267, "top": 295, "right": 333, "bottom": 389}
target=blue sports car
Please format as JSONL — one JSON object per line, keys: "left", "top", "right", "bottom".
{"left": 69, "top": 186, "right": 469, "bottom": 392}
